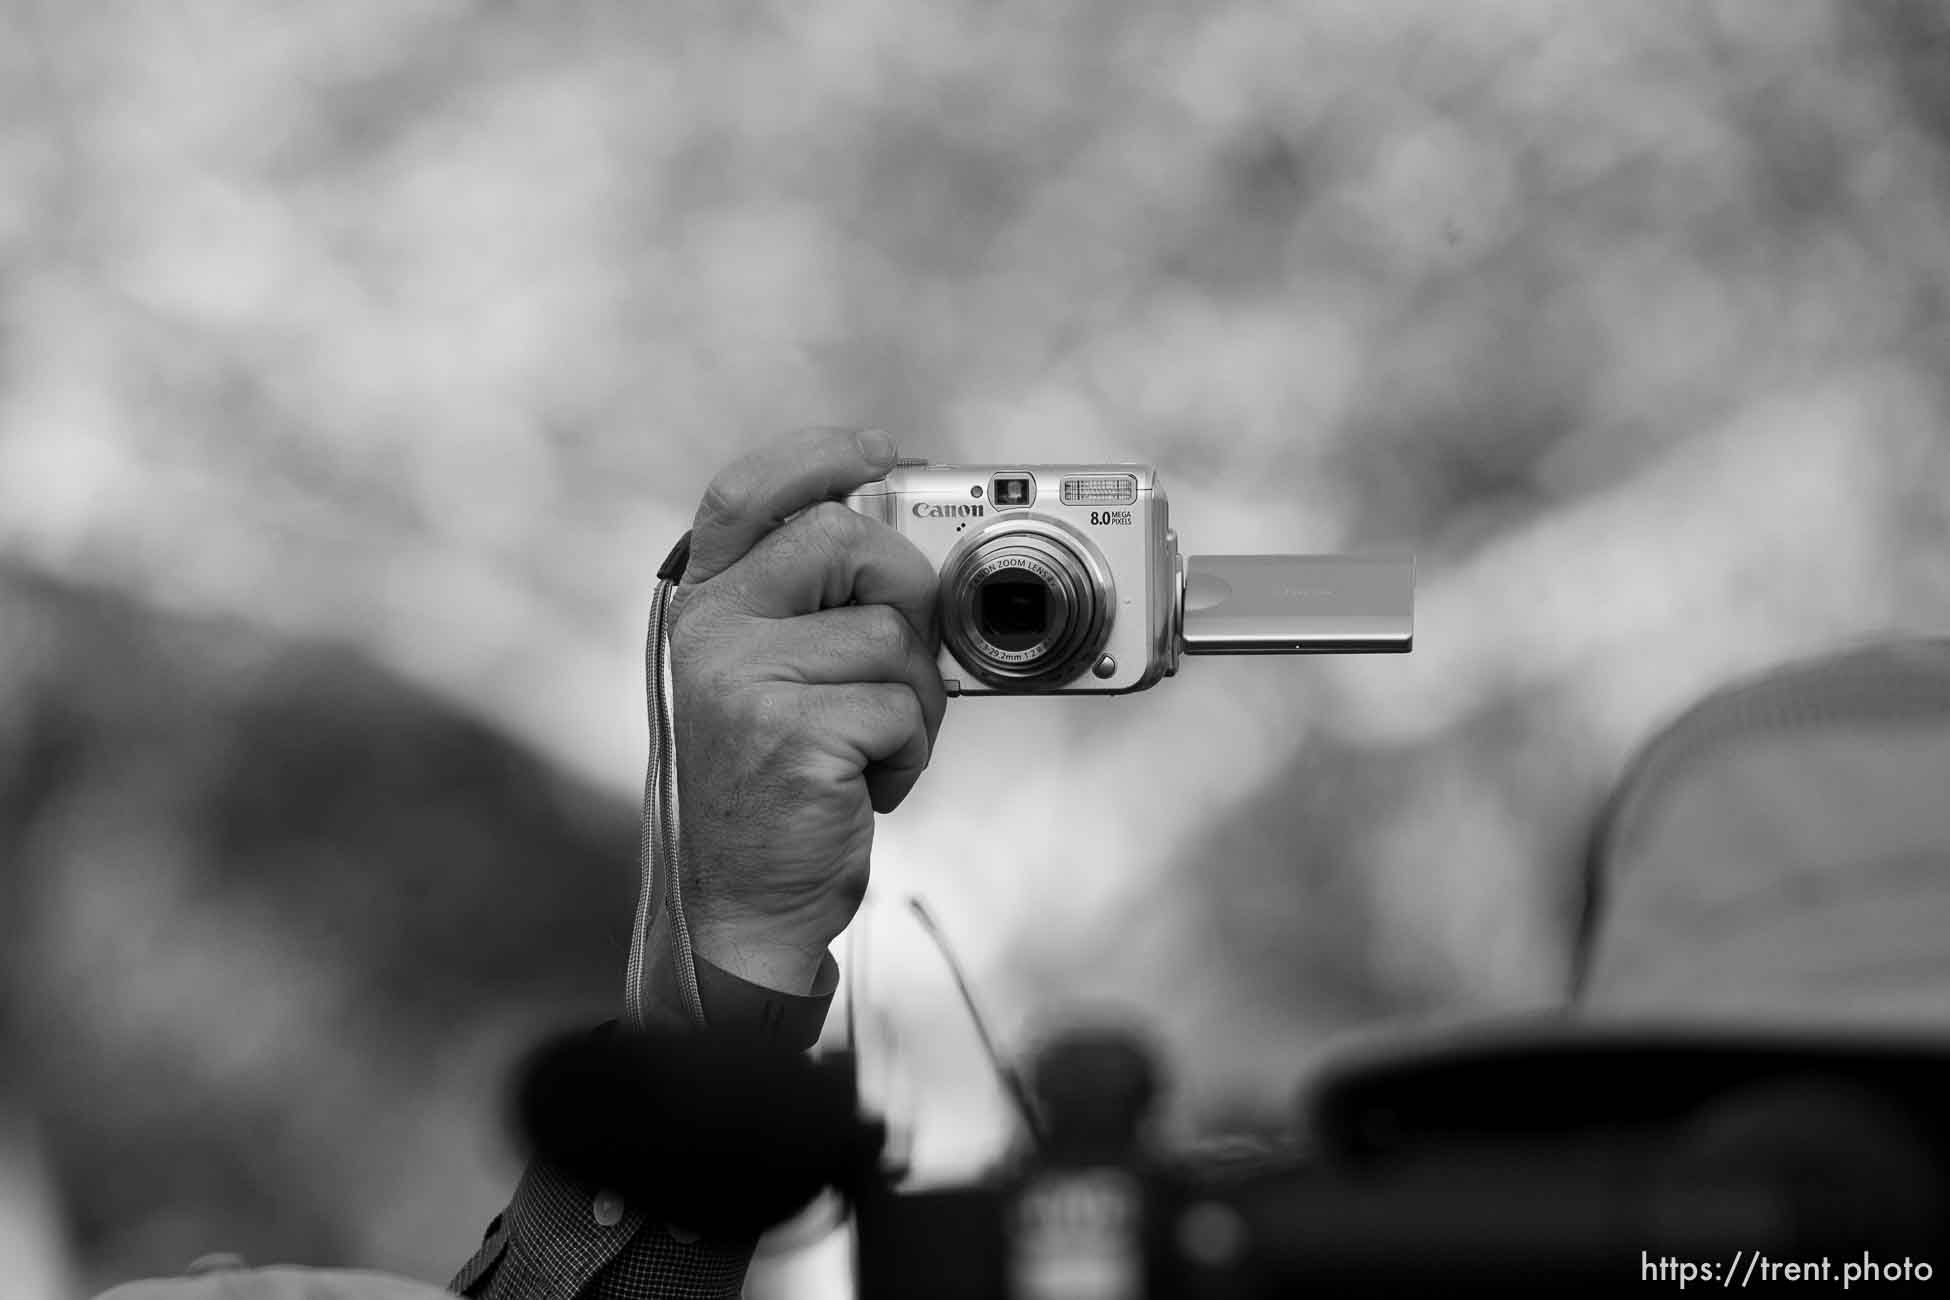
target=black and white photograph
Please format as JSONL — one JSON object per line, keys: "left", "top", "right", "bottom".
{"left": 3, "top": 2, "right": 1950, "bottom": 1296}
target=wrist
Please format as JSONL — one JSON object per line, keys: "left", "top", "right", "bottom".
{"left": 691, "top": 918, "right": 830, "bottom": 995}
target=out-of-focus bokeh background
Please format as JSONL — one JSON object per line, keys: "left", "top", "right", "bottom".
{"left": 3, "top": 0, "right": 1949, "bottom": 1295}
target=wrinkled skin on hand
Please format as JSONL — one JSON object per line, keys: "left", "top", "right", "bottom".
{"left": 662, "top": 428, "right": 947, "bottom": 992}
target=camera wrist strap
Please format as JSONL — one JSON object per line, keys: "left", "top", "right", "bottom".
{"left": 624, "top": 534, "right": 709, "bottom": 1031}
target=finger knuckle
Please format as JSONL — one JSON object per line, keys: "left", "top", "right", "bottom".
{"left": 862, "top": 604, "right": 912, "bottom": 659}
{"left": 891, "top": 684, "right": 926, "bottom": 726}
{"left": 696, "top": 472, "right": 750, "bottom": 528}
{"left": 875, "top": 687, "right": 928, "bottom": 753}
{"left": 804, "top": 499, "right": 863, "bottom": 547}
{"left": 891, "top": 534, "right": 943, "bottom": 610}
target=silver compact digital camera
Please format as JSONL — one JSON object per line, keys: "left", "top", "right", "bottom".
{"left": 843, "top": 460, "right": 1414, "bottom": 696}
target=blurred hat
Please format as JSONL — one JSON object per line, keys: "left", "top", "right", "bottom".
{"left": 1308, "top": 635, "right": 1950, "bottom": 1125}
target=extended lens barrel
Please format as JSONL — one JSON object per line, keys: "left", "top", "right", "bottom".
{"left": 938, "top": 520, "right": 1115, "bottom": 691}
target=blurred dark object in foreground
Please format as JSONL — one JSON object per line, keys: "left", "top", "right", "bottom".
{"left": 518, "top": 1020, "right": 1950, "bottom": 1297}
{"left": 517, "top": 1024, "right": 885, "bottom": 1241}
{"left": 865, "top": 1029, "right": 1950, "bottom": 1297}
{"left": 0, "top": 564, "right": 636, "bottom": 1288}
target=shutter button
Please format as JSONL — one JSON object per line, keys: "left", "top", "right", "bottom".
{"left": 592, "top": 1190, "right": 625, "bottom": 1227}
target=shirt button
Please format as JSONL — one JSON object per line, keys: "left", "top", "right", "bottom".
{"left": 668, "top": 1224, "right": 700, "bottom": 1244}
{"left": 592, "top": 1190, "right": 625, "bottom": 1227}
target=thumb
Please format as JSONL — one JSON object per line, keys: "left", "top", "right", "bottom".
{"left": 684, "top": 428, "right": 898, "bottom": 586}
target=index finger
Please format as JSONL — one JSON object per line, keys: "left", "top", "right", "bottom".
{"left": 683, "top": 427, "right": 899, "bottom": 586}
{"left": 713, "top": 502, "right": 940, "bottom": 653}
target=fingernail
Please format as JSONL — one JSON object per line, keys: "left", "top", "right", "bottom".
{"left": 856, "top": 429, "right": 896, "bottom": 467}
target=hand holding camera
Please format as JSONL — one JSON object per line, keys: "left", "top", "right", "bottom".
{"left": 657, "top": 429, "right": 1414, "bottom": 996}
{"left": 663, "top": 428, "right": 948, "bottom": 994}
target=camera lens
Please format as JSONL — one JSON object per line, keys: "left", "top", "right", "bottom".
{"left": 977, "top": 577, "right": 1048, "bottom": 651}
{"left": 937, "top": 519, "right": 1115, "bottom": 690}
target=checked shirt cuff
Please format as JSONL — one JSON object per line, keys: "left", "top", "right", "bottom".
{"left": 452, "top": 950, "right": 839, "bottom": 1300}
{"left": 451, "top": 1158, "right": 755, "bottom": 1300}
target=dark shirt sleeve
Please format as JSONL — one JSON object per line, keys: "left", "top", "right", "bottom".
{"left": 450, "top": 1159, "right": 756, "bottom": 1300}
{"left": 450, "top": 952, "right": 840, "bottom": 1299}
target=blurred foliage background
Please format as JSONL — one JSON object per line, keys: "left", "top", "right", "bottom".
{"left": 3, "top": 0, "right": 1950, "bottom": 1295}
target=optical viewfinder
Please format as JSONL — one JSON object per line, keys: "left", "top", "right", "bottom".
{"left": 991, "top": 474, "right": 1035, "bottom": 508}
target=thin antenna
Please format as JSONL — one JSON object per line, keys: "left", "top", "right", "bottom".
{"left": 907, "top": 896, "right": 1045, "bottom": 1151}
